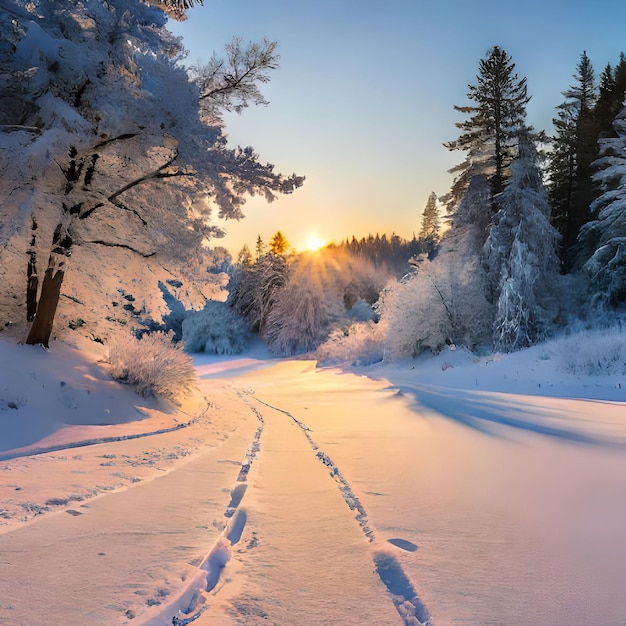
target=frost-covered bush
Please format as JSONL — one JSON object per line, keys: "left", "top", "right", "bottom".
{"left": 107, "top": 332, "right": 197, "bottom": 402}
{"left": 182, "top": 301, "right": 250, "bottom": 354}
{"left": 549, "top": 325, "right": 626, "bottom": 375}
{"left": 382, "top": 252, "right": 491, "bottom": 358}
{"left": 347, "top": 299, "right": 377, "bottom": 322}
{"left": 315, "top": 321, "right": 384, "bottom": 366}
{"left": 263, "top": 263, "right": 331, "bottom": 356}
{"left": 382, "top": 275, "right": 449, "bottom": 358}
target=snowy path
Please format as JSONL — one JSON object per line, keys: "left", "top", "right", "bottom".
{"left": 195, "top": 389, "right": 419, "bottom": 625}
{"left": 2, "top": 352, "right": 626, "bottom": 624}
{"left": 0, "top": 396, "right": 259, "bottom": 624}
{"left": 234, "top": 361, "right": 626, "bottom": 625}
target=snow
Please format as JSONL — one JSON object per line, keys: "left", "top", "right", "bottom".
{"left": 0, "top": 333, "right": 625, "bottom": 624}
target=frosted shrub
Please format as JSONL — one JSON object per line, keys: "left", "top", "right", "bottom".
{"left": 263, "top": 272, "right": 328, "bottom": 356}
{"left": 107, "top": 332, "right": 197, "bottom": 402}
{"left": 182, "top": 301, "right": 250, "bottom": 354}
{"left": 315, "top": 321, "right": 384, "bottom": 366}
{"left": 383, "top": 274, "right": 449, "bottom": 358}
{"left": 549, "top": 326, "right": 626, "bottom": 376}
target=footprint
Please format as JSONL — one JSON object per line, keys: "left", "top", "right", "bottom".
{"left": 201, "top": 538, "right": 231, "bottom": 593}
{"left": 387, "top": 537, "right": 418, "bottom": 552}
{"left": 226, "top": 508, "right": 247, "bottom": 546}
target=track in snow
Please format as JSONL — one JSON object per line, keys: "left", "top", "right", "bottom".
{"left": 249, "top": 392, "right": 432, "bottom": 626}
{"left": 165, "top": 390, "right": 264, "bottom": 625}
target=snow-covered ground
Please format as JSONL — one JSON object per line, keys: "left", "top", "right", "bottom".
{"left": 0, "top": 334, "right": 625, "bottom": 624}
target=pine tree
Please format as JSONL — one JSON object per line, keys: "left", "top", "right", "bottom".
{"left": 595, "top": 63, "right": 617, "bottom": 135}
{"left": 595, "top": 53, "right": 626, "bottom": 138}
{"left": 483, "top": 133, "right": 561, "bottom": 351}
{"left": 237, "top": 244, "right": 252, "bottom": 267}
{"left": 417, "top": 191, "right": 441, "bottom": 254}
{"left": 269, "top": 230, "right": 289, "bottom": 255}
{"left": 548, "top": 51, "right": 599, "bottom": 265}
{"left": 577, "top": 105, "right": 626, "bottom": 307}
{"left": 444, "top": 46, "right": 529, "bottom": 211}
{"left": 255, "top": 235, "right": 266, "bottom": 260}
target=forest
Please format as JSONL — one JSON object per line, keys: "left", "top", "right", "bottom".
{"left": 1, "top": 0, "right": 625, "bottom": 370}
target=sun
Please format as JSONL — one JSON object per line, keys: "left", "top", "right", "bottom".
{"left": 304, "top": 232, "right": 326, "bottom": 252}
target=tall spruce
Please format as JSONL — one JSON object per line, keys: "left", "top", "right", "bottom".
{"left": 444, "top": 46, "right": 529, "bottom": 213}
{"left": 577, "top": 105, "right": 626, "bottom": 307}
{"left": 548, "top": 51, "right": 598, "bottom": 266}
{"left": 483, "top": 132, "right": 561, "bottom": 351}
{"left": 595, "top": 53, "right": 626, "bottom": 138}
{"left": 417, "top": 191, "right": 441, "bottom": 255}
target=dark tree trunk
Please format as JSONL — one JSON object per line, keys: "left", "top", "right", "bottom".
{"left": 26, "top": 214, "right": 73, "bottom": 348}
{"left": 26, "top": 267, "right": 38, "bottom": 322}
{"left": 25, "top": 265, "right": 65, "bottom": 348}
{"left": 26, "top": 217, "right": 38, "bottom": 321}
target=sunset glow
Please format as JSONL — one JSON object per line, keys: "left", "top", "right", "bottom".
{"left": 304, "top": 233, "right": 326, "bottom": 252}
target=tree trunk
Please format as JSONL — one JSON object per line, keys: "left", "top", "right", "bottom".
{"left": 26, "top": 265, "right": 65, "bottom": 348}
{"left": 26, "top": 259, "right": 38, "bottom": 322}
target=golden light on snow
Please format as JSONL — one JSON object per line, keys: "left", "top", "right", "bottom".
{"left": 304, "top": 232, "right": 326, "bottom": 252}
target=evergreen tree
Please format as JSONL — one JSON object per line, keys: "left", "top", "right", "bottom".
{"left": 237, "top": 244, "right": 252, "bottom": 267}
{"left": 444, "top": 46, "right": 529, "bottom": 211}
{"left": 255, "top": 235, "right": 266, "bottom": 260}
{"left": 269, "top": 230, "right": 289, "bottom": 255}
{"left": 595, "top": 63, "right": 617, "bottom": 134}
{"left": 152, "top": 0, "right": 203, "bottom": 21}
{"left": 417, "top": 191, "right": 441, "bottom": 254}
{"left": 577, "top": 106, "right": 626, "bottom": 307}
{"left": 483, "top": 133, "right": 561, "bottom": 351}
{"left": 548, "top": 51, "right": 599, "bottom": 265}
{"left": 595, "top": 53, "right": 626, "bottom": 138}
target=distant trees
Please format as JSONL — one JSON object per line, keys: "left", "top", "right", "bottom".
{"left": 333, "top": 233, "right": 421, "bottom": 276}
{"left": 229, "top": 241, "right": 388, "bottom": 356}
{"left": 444, "top": 46, "right": 529, "bottom": 212}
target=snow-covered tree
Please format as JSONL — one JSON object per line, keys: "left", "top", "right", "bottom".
{"left": 263, "top": 260, "right": 329, "bottom": 355}
{"left": 483, "top": 134, "right": 561, "bottom": 351}
{"left": 383, "top": 176, "right": 493, "bottom": 357}
{"left": 444, "top": 46, "right": 529, "bottom": 212}
{"left": 417, "top": 191, "right": 441, "bottom": 254}
{"left": 192, "top": 37, "right": 279, "bottom": 126}
{"left": 0, "top": 0, "right": 303, "bottom": 346}
{"left": 229, "top": 252, "right": 291, "bottom": 334}
{"left": 236, "top": 243, "right": 253, "bottom": 267}
{"left": 152, "top": 0, "right": 203, "bottom": 22}
{"left": 577, "top": 106, "right": 626, "bottom": 307}
{"left": 182, "top": 300, "right": 250, "bottom": 354}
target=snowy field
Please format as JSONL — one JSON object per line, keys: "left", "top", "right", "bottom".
{"left": 0, "top": 334, "right": 625, "bottom": 624}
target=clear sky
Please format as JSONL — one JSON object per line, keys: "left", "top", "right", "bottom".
{"left": 169, "top": 0, "right": 626, "bottom": 255}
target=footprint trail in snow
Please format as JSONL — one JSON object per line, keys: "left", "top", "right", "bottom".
{"left": 249, "top": 392, "right": 432, "bottom": 626}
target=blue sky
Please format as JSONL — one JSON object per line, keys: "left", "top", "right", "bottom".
{"left": 169, "top": 0, "right": 626, "bottom": 254}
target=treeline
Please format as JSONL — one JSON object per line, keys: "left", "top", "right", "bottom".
{"left": 220, "top": 46, "right": 626, "bottom": 360}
